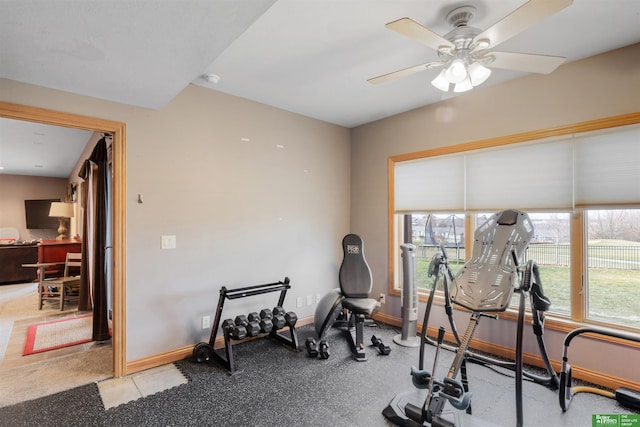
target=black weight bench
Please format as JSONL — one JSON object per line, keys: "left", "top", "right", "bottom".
{"left": 314, "top": 234, "right": 379, "bottom": 361}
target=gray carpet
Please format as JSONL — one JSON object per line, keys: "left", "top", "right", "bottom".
{"left": 0, "top": 322, "right": 637, "bottom": 426}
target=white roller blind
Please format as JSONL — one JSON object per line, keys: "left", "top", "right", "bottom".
{"left": 394, "top": 155, "right": 464, "bottom": 212}
{"left": 466, "top": 139, "right": 574, "bottom": 210}
{"left": 393, "top": 122, "right": 639, "bottom": 213}
{"left": 574, "top": 124, "right": 640, "bottom": 206}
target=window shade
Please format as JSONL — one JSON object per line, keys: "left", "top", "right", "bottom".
{"left": 466, "top": 140, "right": 574, "bottom": 210}
{"left": 394, "top": 155, "right": 464, "bottom": 212}
{"left": 574, "top": 124, "right": 640, "bottom": 206}
{"left": 393, "top": 122, "right": 639, "bottom": 213}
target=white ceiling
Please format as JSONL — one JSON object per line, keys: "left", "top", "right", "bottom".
{"left": 0, "top": 118, "right": 92, "bottom": 178}
{"left": 1, "top": 0, "right": 639, "bottom": 177}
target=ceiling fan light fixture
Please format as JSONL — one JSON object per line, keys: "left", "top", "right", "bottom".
{"left": 445, "top": 58, "right": 468, "bottom": 83}
{"left": 431, "top": 69, "right": 450, "bottom": 91}
{"left": 468, "top": 62, "right": 491, "bottom": 86}
{"left": 453, "top": 76, "right": 473, "bottom": 93}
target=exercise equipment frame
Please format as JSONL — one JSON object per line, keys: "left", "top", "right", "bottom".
{"left": 384, "top": 210, "right": 559, "bottom": 427}
{"left": 559, "top": 326, "right": 640, "bottom": 412}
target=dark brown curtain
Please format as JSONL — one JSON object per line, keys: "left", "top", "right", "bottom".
{"left": 77, "top": 172, "right": 91, "bottom": 311}
{"left": 78, "top": 137, "right": 110, "bottom": 341}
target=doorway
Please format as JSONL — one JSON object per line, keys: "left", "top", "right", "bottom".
{"left": 0, "top": 101, "right": 126, "bottom": 382}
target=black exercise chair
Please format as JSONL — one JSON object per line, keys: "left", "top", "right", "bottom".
{"left": 338, "top": 233, "right": 379, "bottom": 360}
{"left": 314, "top": 234, "right": 379, "bottom": 361}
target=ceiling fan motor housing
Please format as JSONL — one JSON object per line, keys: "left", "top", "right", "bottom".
{"left": 439, "top": 6, "right": 489, "bottom": 64}
{"left": 447, "top": 5, "right": 476, "bottom": 28}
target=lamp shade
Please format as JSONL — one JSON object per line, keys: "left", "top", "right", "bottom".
{"left": 49, "top": 202, "right": 74, "bottom": 218}
{"left": 453, "top": 76, "right": 473, "bottom": 93}
{"left": 445, "top": 59, "right": 468, "bottom": 84}
{"left": 468, "top": 62, "right": 491, "bottom": 86}
{"left": 431, "top": 69, "right": 450, "bottom": 92}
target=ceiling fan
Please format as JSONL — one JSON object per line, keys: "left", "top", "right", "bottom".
{"left": 368, "top": 0, "right": 573, "bottom": 93}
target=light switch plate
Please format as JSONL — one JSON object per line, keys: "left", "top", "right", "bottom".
{"left": 161, "top": 235, "right": 176, "bottom": 249}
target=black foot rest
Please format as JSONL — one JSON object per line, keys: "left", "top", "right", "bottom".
{"left": 410, "top": 366, "right": 432, "bottom": 389}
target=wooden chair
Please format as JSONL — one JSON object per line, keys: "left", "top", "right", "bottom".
{"left": 40, "top": 252, "right": 82, "bottom": 311}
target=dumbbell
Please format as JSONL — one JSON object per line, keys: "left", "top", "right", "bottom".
{"left": 371, "top": 335, "right": 391, "bottom": 355}
{"left": 285, "top": 311, "right": 297, "bottom": 328}
{"left": 272, "top": 307, "right": 297, "bottom": 328}
{"left": 305, "top": 337, "right": 319, "bottom": 357}
{"left": 260, "top": 308, "right": 284, "bottom": 331}
{"left": 249, "top": 312, "right": 272, "bottom": 334}
{"left": 271, "top": 307, "right": 287, "bottom": 330}
{"left": 318, "top": 339, "right": 330, "bottom": 359}
{"left": 222, "top": 318, "right": 247, "bottom": 340}
{"left": 236, "top": 314, "right": 260, "bottom": 337}
{"left": 260, "top": 308, "right": 272, "bottom": 319}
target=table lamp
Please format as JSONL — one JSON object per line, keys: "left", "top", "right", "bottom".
{"left": 49, "top": 202, "right": 74, "bottom": 240}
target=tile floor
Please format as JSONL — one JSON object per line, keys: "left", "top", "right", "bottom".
{"left": 2, "top": 282, "right": 187, "bottom": 411}
{"left": 97, "top": 363, "right": 188, "bottom": 409}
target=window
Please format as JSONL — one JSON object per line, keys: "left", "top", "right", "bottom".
{"left": 388, "top": 114, "right": 640, "bottom": 333}
{"left": 523, "top": 212, "right": 571, "bottom": 317}
{"left": 405, "top": 213, "right": 466, "bottom": 289}
{"left": 586, "top": 209, "right": 640, "bottom": 328}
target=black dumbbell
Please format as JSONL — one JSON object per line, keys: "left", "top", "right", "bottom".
{"left": 222, "top": 318, "right": 247, "bottom": 340}
{"left": 305, "top": 337, "right": 319, "bottom": 357}
{"left": 260, "top": 308, "right": 277, "bottom": 332}
{"left": 271, "top": 306, "right": 286, "bottom": 330}
{"left": 284, "top": 311, "right": 297, "bottom": 328}
{"left": 371, "top": 335, "right": 391, "bottom": 355}
{"left": 249, "top": 312, "right": 272, "bottom": 334}
{"left": 260, "top": 308, "right": 272, "bottom": 319}
{"left": 236, "top": 314, "right": 260, "bottom": 337}
{"left": 318, "top": 339, "right": 330, "bottom": 359}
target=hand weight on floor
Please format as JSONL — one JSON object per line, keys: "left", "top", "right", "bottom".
{"left": 318, "top": 339, "right": 330, "bottom": 359}
{"left": 371, "top": 335, "right": 391, "bottom": 355}
{"left": 305, "top": 337, "right": 319, "bottom": 357}
{"left": 305, "top": 337, "right": 330, "bottom": 359}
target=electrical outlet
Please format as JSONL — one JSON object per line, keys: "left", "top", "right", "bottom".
{"left": 296, "top": 297, "right": 303, "bottom": 308}
{"left": 379, "top": 293, "right": 386, "bottom": 305}
{"left": 306, "top": 295, "right": 313, "bottom": 305}
{"left": 315, "top": 293, "right": 321, "bottom": 304}
{"left": 202, "top": 315, "right": 211, "bottom": 329}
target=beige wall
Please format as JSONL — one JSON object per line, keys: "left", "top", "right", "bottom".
{"left": 350, "top": 43, "right": 640, "bottom": 382}
{"left": 0, "top": 174, "right": 67, "bottom": 240}
{"left": 0, "top": 80, "right": 351, "bottom": 361}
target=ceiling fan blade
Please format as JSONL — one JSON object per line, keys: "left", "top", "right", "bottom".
{"left": 385, "top": 18, "right": 453, "bottom": 50}
{"left": 367, "top": 62, "right": 441, "bottom": 85}
{"left": 473, "top": 0, "right": 573, "bottom": 49}
{"left": 489, "top": 51, "right": 566, "bottom": 74}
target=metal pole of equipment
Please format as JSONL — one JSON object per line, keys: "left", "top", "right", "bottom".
{"left": 394, "top": 243, "right": 420, "bottom": 347}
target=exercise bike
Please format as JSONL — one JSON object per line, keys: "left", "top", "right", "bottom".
{"left": 383, "top": 209, "right": 558, "bottom": 427}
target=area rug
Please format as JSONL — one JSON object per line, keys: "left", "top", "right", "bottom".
{"left": 23, "top": 315, "right": 92, "bottom": 356}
